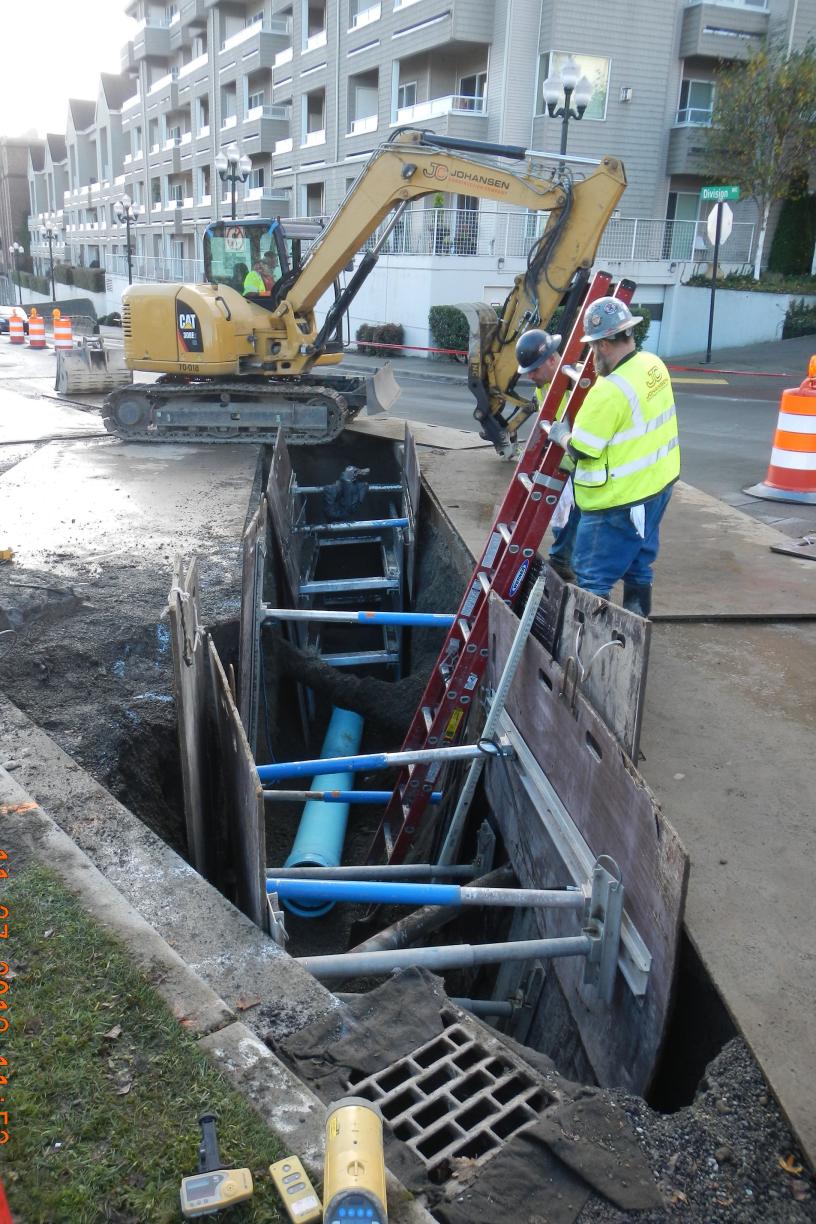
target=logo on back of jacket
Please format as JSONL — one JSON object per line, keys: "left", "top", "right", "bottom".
{"left": 177, "top": 300, "right": 204, "bottom": 353}
{"left": 645, "top": 363, "right": 667, "bottom": 398}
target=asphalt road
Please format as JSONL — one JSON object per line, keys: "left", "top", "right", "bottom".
{"left": 380, "top": 366, "right": 816, "bottom": 540}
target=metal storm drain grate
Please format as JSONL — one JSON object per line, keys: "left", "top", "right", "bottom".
{"left": 346, "top": 1012, "right": 551, "bottom": 1180}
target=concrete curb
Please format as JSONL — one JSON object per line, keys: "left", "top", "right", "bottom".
{"left": 0, "top": 722, "right": 435, "bottom": 1223}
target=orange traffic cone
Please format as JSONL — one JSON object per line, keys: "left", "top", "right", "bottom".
{"left": 8, "top": 314, "right": 25, "bottom": 345}
{"left": 52, "top": 309, "right": 73, "bottom": 349}
{"left": 745, "top": 356, "right": 816, "bottom": 505}
{"left": 28, "top": 309, "right": 46, "bottom": 350}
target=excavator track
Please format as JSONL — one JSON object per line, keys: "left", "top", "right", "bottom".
{"left": 102, "top": 375, "right": 365, "bottom": 445}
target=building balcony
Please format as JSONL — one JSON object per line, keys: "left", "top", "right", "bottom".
{"left": 123, "top": 92, "right": 141, "bottom": 113}
{"left": 221, "top": 114, "right": 238, "bottom": 131}
{"left": 680, "top": 1, "right": 767, "bottom": 60}
{"left": 197, "top": 125, "right": 211, "bottom": 141}
{"left": 219, "top": 21, "right": 292, "bottom": 70}
{"left": 349, "top": 2, "right": 381, "bottom": 31}
{"left": 178, "top": 52, "right": 209, "bottom": 81}
{"left": 275, "top": 137, "right": 294, "bottom": 155}
{"left": 149, "top": 74, "right": 179, "bottom": 108}
{"left": 121, "top": 41, "right": 137, "bottom": 74}
{"left": 667, "top": 124, "right": 711, "bottom": 176}
{"left": 181, "top": 0, "right": 207, "bottom": 25}
{"left": 133, "top": 22, "right": 172, "bottom": 61}
{"left": 301, "top": 129, "right": 326, "bottom": 148}
{"left": 391, "top": 0, "right": 494, "bottom": 47}
{"left": 274, "top": 46, "right": 293, "bottom": 68}
{"left": 242, "top": 114, "right": 291, "bottom": 156}
{"left": 348, "top": 114, "right": 378, "bottom": 135}
{"left": 304, "top": 29, "right": 327, "bottom": 52}
{"left": 393, "top": 94, "right": 487, "bottom": 125}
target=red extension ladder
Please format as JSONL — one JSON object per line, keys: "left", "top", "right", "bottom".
{"left": 366, "top": 272, "right": 636, "bottom": 865}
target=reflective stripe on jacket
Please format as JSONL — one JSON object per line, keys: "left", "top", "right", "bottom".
{"left": 570, "top": 351, "right": 680, "bottom": 511}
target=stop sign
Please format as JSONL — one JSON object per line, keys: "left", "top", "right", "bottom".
{"left": 706, "top": 202, "right": 733, "bottom": 246}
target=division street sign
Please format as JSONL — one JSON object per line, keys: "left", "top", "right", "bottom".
{"left": 700, "top": 185, "right": 740, "bottom": 202}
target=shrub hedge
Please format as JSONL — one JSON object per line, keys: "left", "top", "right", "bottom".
{"left": 355, "top": 322, "right": 404, "bottom": 357}
{"left": 428, "top": 305, "right": 469, "bottom": 356}
{"left": 783, "top": 298, "right": 816, "bottom": 339}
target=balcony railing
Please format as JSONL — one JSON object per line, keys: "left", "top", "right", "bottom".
{"left": 305, "top": 29, "right": 327, "bottom": 51}
{"left": 334, "top": 207, "right": 757, "bottom": 265}
{"left": 302, "top": 128, "right": 326, "bottom": 147}
{"left": 274, "top": 47, "right": 293, "bottom": 67}
{"left": 123, "top": 93, "right": 141, "bottom": 112}
{"left": 394, "top": 94, "right": 486, "bottom": 123}
{"left": 275, "top": 137, "right": 294, "bottom": 154}
{"left": 104, "top": 253, "right": 204, "bottom": 282}
{"left": 349, "top": 2, "right": 381, "bottom": 29}
{"left": 348, "top": 115, "right": 378, "bottom": 135}
{"left": 247, "top": 104, "right": 291, "bottom": 121}
{"left": 686, "top": 0, "right": 767, "bottom": 8}
{"left": 675, "top": 107, "right": 713, "bottom": 125}
{"left": 179, "top": 52, "right": 208, "bottom": 78}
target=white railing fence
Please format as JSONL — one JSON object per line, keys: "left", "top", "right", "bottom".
{"left": 98, "top": 211, "right": 757, "bottom": 285}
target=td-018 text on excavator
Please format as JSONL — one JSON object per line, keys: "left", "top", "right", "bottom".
{"left": 102, "top": 129, "right": 626, "bottom": 454}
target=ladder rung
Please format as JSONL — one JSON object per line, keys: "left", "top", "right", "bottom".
{"left": 497, "top": 523, "right": 513, "bottom": 544}
{"left": 518, "top": 473, "right": 533, "bottom": 493}
{"left": 457, "top": 617, "right": 471, "bottom": 642}
{"left": 477, "top": 571, "right": 492, "bottom": 594}
{"left": 421, "top": 705, "right": 435, "bottom": 732}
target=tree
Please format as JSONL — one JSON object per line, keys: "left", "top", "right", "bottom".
{"left": 703, "top": 41, "right": 816, "bottom": 280}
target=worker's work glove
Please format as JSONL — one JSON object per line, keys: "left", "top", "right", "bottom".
{"left": 546, "top": 420, "right": 572, "bottom": 449}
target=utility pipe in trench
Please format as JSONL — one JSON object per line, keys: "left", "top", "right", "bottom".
{"left": 267, "top": 878, "right": 586, "bottom": 910}
{"left": 282, "top": 706, "right": 364, "bottom": 918}
{"left": 298, "top": 935, "right": 593, "bottom": 979}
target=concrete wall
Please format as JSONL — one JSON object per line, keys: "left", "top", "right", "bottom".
{"left": 659, "top": 284, "right": 816, "bottom": 358}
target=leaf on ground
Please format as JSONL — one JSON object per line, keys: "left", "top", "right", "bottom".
{"left": 236, "top": 997, "right": 261, "bottom": 1011}
{"left": 115, "top": 1080, "right": 132, "bottom": 1096}
{"left": 103, "top": 1025, "right": 123, "bottom": 1041}
{"left": 779, "top": 1155, "right": 804, "bottom": 1175}
{"left": 43, "top": 929, "right": 54, "bottom": 938}
{"left": 670, "top": 1189, "right": 688, "bottom": 1206}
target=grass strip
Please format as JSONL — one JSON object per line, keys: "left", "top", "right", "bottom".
{"left": 0, "top": 863, "right": 286, "bottom": 1223}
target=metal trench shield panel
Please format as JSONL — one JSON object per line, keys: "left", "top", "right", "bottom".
{"left": 266, "top": 431, "right": 302, "bottom": 604}
{"left": 238, "top": 494, "right": 268, "bottom": 754}
{"left": 402, "top": 423, "right": 421, "bottom": 600}
{"left": 485, "top": 594, "right": 688, "bottom": 1095}
{"left": 554, "top": 586, "right": 650, "bottom": 762}
{"left": 168, "top": 557, "right": 268, "bottom": 932}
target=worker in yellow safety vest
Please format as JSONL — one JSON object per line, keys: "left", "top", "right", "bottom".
{"left": 516, "top": 328, "right": 579, "bottom": 581}
{"left": 243, "top": 261, "right": 270, "bottom": 296}
{"left": 545, "top": 297, "right": 680, "bottom": 617}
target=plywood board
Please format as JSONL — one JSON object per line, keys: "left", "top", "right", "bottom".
{"left": 238, "top": 495, "right": 267, "bottom": 753}
{"left": 266, "top": 431, "right": 301, "bottom": 602}
{"left": 486, "top": 594, "right": 688, "bottom": 1095}
{"left": 555, "top": 588, "right": 650, "bottom": 761}
{"left": 168, "top": 558, "right": 210, "bottom": 876}
{"left": 207, "top": 639, "right": 268, "bottom": 932}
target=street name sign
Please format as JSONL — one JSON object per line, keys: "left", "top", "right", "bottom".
{"left": 700, "top": 185, "right": 740, "bottom": 202}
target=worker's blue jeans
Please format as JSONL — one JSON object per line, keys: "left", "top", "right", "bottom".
{"left": 572, "top": 485, "right": 673, "bottom": 597}
{"left": 549, "top": 502, "right": 581, "bottom": 568}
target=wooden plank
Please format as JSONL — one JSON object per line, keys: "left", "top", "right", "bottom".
{"left": 486, "top": 594, "right": 688, "bottom": 1096}
{"left": 530, "top": 564, "right": 567, "bottom": 656}
{"left": 206, "top": 637, "right": 268, "bottom": 932}
{"left": 554, "top": 587, "right": 650, "bottom": 761}
{"left": 238, "top": 496, "right": 267, "bottom": 754}
{"left": 167, "top": 558, "right": 210, "bottom": 876}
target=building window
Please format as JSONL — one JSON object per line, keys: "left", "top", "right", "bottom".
{"left": 248, "top": 89, "right": 265, "bottom": 111}
{"left": 535, "top": 52, "right": 610, "bottom": 120}
{"left": 459, "top": 72, "right": 486, "bottom": 108}
{"left": 676, "top": 79, "right": 714, "bottom": 125}
{"left": 249, "top": 168, "right": 265, "bottom": 189}
{"left": 165, "top": 3, "right": 178, "bottom": 22}
{"left": 304, "top": 182, "right": 324, "bottom": 216}
{"left": 245, "top": 9, "right": 264, "bottom": 26}
{"left": 397, "top": 81, "right": 417, "bottom": 110}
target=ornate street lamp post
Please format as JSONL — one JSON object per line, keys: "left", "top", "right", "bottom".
{"left": 542, "top": 58, "right": 593, "bottom": 164}
{"left": 8, "top": 242, "right": 24, "bottom": 306}
{"left": 215, "top": 144, "right": 252, "bottom": 221}
{"left": 113, "top": 195, "right": 142, "bottom": 284}
{"left": 43, "top": 223, "right": 57, "bottom": 302}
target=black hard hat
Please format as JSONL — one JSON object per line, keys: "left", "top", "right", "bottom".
{"left": 516, "top": 329, "right": 562, "bottom": 375}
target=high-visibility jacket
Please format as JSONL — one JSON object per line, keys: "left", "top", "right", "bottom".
{"left": 243, "top": 269, "right": 267, "bottom": 295}
{"left": 570, "top": 350, "right": 679, "bottom": 511}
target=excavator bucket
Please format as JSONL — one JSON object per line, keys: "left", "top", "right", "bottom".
{"left": 365, "top": 361, "right": 401, "bottom": 416}
{"left": 457, "top": 302, "right": 500, "bottom": 375}
{"left": 55, "top": 338, "right": 132, "bottom": 397}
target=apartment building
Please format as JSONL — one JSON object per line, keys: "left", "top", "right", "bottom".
{"left": 23, "top": 0, "right": 815, "bottom": 280}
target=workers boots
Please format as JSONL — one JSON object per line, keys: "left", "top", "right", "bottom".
{"left": 548, "top": 556, "right": 576, "bottom": 583}
{"left": 622, "top": 583, "right": 652, "bottom": 618}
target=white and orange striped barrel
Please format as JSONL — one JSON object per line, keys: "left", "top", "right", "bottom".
{"left": 8, "top": 315, "right": 25, "bottom": 345}
{"left": 28, "top": 311, "right": 46, "bottom": 349}
{"left": 52, "top": 311, "right": 73, "bottom": 350}
{"left": 745, "top": 357, "right": 816, "bottom": 505}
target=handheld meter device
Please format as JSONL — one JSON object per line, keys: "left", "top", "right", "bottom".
{"left": 323, "top": 1097, "right": 388, "bottom": 1224}
{"left": 179, "top": 1112, "right": 254, "bottom": 1218}
{"left": 269, "top": 1154, "right": 322, "bottom": 1222}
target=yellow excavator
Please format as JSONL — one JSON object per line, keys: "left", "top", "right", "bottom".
{"left": 100, "top": 129, "right": 626, "bottom": 455}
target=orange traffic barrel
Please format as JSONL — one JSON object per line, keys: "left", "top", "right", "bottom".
{"left": 8, "top": 314, "right": 25, "bottom": 344}
{"left": 28, "top": 309, "right": 46, "bottom": 350}
{"left": 52, "top": 310, "right": 73, "bottom": 349}
{"left": 745, "top": 356, "right": 816, "bottom": 505}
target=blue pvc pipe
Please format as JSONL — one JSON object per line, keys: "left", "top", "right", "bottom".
{"left": 268, "top": 878, "right": 462, "bottom": 907}
{"left": 264, "top": 789, "right": 443, "bottom": 805}
{"left": 283, "top": 706, "right": 364, "bottom": 918}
